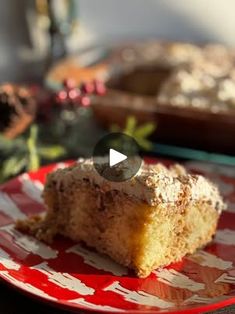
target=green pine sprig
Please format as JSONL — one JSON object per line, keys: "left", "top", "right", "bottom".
{"left": 0, "top": 124, "right": 66, "bottom": 183}
{"left": 110, "top": 116, "right": 156, "bottom": 151}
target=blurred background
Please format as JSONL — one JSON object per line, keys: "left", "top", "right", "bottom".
{"left": 1, "top": 0, "right": 235, "bottom": 183}
{"left": 1, "top": 0, "right": 235, "bottom": 82}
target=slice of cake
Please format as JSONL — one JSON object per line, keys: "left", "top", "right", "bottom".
{"left": 17, "top": 159, "right": 225, "bottom": 278}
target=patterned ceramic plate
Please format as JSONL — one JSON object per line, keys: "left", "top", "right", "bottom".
{"left": 0, "top": 159, "right": 235, "bottom": 314}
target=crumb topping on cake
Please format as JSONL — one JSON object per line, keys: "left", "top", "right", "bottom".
{"left": 110, "top": 42, "right": 235, "bottom": 113}
{"left": 49, "top": 159, "right": 225, "bottom": 213}
{"left": 120, "top": 42, "right": 202, "bottom": 66}
{"left": 157, "top": 62, "right": 235, "bottom": 112}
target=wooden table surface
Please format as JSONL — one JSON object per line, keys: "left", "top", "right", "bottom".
{"left": 0, "top": 281, "right": 234, "bottom": 314}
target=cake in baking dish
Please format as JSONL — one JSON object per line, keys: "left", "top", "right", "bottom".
{"left": 17, "top": 159, "right": 225, "bottom": 278}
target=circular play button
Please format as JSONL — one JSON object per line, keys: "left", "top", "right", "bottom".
{"left": 93, "top": 133, "right": 142, "bottom": 182}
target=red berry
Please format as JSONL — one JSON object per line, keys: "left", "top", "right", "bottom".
{"left": 56, "top": 90, "right": 67, "bottom": 102}
{"left": 80, "top": 81, "right": 95, "bottom": 94}
{"left": 94, "top": 79, "right": 106, "bottom": 95}
{"left": 63, "top": 78, "right": 76, "bottom": 89}
{"left": 68, "top": 89, "right": 80, "bottom": 100}
{"left": 80, "top": 95, "right": 90, "bottom": 107}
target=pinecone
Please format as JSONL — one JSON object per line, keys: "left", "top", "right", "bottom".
{"left": 0, "top": 83, "right": 36, "bottom": 139}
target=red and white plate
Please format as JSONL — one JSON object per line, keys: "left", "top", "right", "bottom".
{"left": 0, "top": 158, "right": 235, "bottom": 314}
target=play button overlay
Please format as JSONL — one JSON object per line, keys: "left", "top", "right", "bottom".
{"left": 93, "top": 133, "right": 142, "bottom": 182}
{"left": 109, "top": 149, "right": 127, "bottom": 167}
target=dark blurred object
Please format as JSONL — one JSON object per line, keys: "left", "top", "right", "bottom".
{"left": 47, "top": 0, "right": 66, "bottom": 61}
{"left": 46, "top": 0, "right": 76, "bottom": 61}
{"left": 36, "top": 0, "right": 79, "bottom": 63}
{"left": 0, "top": 83, "right": 36, "bottom": 139}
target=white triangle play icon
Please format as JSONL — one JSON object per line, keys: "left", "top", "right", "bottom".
{"left": 109, "top": 149, "right": 127, "bottom": 167}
